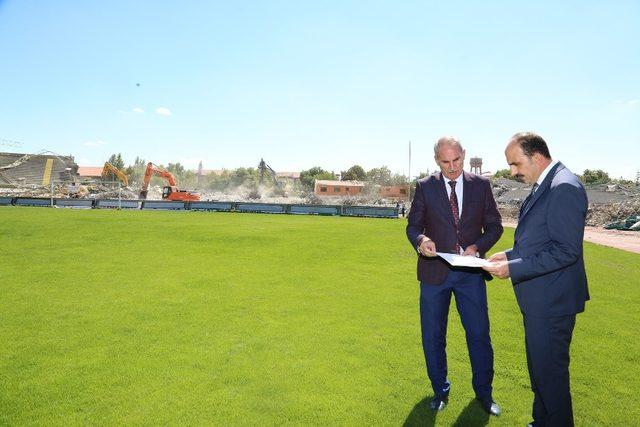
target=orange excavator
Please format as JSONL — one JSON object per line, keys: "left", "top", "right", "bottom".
{"left": 139, "top": 162, "right": 200, "bottom": 201}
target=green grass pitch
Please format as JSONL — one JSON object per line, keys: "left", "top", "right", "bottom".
{"left": 1, "top": 207, "right": 638, "bottom": 425}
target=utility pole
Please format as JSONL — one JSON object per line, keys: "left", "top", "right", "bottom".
{"left": 408, "top": 141, "right": 411, "bottom": 183}
{"left": 408, "top": 141, "right": 412, "bottom": 199}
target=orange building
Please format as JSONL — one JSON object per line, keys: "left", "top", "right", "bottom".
{"left": 314, "top": 179, "right": 365, "bottom": 196}
{"left": 315, "top": 180, "right": 410, "bottom": 200}
{"left": 379, "top": 184, "right": 410, "bottom": 200}
{"left": 77, "top": 166, "right": 104, "bottom": 180}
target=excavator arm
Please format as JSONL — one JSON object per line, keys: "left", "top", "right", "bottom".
{"left": 139, "top": 162, "right": 199, "bottom": 201}
{"left": 258, "top": 158, "right": 281, "bottom": 187}
{"left": 101, "top": 162, "right": 129, "bottom": 186}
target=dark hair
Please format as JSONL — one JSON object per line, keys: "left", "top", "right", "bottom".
{"left": 511, "top": 132, "right": 551, "bottom": 159}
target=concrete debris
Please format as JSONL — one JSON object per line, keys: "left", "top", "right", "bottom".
{"left": 0, "top": 183, "right": 139, "bottom": 200}
{"left": 491, "top": 180, "right": 640, "bottom": 228}
{"left": 2, "top": 175, "right": 639, "bottom": 229}
{"left": 589, "top": 201, "right": 640, "bottom": 228}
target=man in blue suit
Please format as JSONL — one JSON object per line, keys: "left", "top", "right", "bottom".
{"left": 484, "top": 132, "right": 589, "bottom": 426}
{"left": 406, "top": 136, "right": 503, "bottom": 415}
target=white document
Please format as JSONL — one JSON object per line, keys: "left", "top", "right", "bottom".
{"left": 436, "top": 252, "right": 491, "bottom": 268}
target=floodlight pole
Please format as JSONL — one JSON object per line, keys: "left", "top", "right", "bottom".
{"left": 408, "top": 141, "right": 412, "bottom": 200}
{"left": 408, "top": 140, "right": 411, "bottom": 183}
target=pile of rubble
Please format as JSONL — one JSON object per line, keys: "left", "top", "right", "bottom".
{"left": 0, "top": 183, "right": 139, "bottom": 200}
{"left": 491, "top": 179, "right": 640, "bottom": 228}
{"left": 587, "top": 199, "right": 640, "bottom": 227}
{"left": 0, "top": 182, "right": 401, "bottom": 207}
{"left": 4, "top": 176, "right": 637, "bottom": 229}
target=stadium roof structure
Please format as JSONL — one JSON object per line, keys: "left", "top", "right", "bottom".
{"left": 0, "top": 151, "right": 77, "bottom": 186}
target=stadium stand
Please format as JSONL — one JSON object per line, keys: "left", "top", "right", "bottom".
{"left": 0, "top": 152, "right": 78, "bottom": 186}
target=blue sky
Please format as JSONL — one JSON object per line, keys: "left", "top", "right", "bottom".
{"left": 1, "top": 1, "right": 638, "bottom": 178}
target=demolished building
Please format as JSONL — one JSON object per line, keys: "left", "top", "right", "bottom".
{"left": 0, "top": 152, "right": 78, "bottom": 187}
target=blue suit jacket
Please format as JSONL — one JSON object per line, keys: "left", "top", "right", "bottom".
{"left": 507, "top": 162, "right": 590, "bottom": 317}
{"left": 406, "top": 171, "right": 503, "bottom": 284}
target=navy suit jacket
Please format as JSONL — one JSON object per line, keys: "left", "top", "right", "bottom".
{"left": 406, "top": 171, "right": 503, "bottom": 285}
{"left": 507, "top": 162, "right": 590, "bottom": 317}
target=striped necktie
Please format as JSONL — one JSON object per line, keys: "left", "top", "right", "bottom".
{"left": 448, "top": 180, "right": 461, "bottom": 253}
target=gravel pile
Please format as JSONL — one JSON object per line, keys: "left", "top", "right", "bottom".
{"left": 491, "top": 179, "right": 640, "bottom": 227}
{"left": 587, "top": 199, "right": 640, "bottom": 227}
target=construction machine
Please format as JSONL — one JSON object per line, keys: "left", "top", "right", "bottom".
{"left": 139, "top": 162, "right": 200, "bottom": 201}
{"left": 258, "top": 158, "right": 285, "bottom": 188}
{"left": 258, "top": 158, "right": 285, "bottom": 196}
{"left": 101, "top": 162, "right": 129, "bottom": 186}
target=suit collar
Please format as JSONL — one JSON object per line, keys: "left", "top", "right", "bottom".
{"left": 535, "top": 160, "right": 559, "bottom": 187}
{"left": 434, "top": 171, "right": 472, "bottom": 225}
{"left": 460, "top": 172, "right": 473, "bottom": 222}
{"left": 434, "top": 171, "right": 456, "bottom": 225}
{"left": 520, "top": 161, "right": 564, "bottom": 220}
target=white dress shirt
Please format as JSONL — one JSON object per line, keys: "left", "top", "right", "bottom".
{"left": 535, "top": 160, "right": 558, "bottom": 190}
{"left": 444, "top": 173, "right": 464, "bottom": 217}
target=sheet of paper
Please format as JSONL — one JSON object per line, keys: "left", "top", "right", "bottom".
{"left": 436, "top": 252, "right": 491, "bottom": 268}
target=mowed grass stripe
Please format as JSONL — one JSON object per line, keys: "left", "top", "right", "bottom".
{"left": 0, "top": 207, "right": 638, "bottom": 425}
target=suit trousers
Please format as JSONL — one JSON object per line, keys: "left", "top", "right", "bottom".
{"left": 523, "top": 314, "right": 576, "bottom": 427}
{"left": 420, "top": 270, "right": 494, "bottom": 399}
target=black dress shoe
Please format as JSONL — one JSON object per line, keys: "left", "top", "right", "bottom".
{"left": 476, "top": 398, "right": 501, "bottom": 416}
{"left": 429, "top": 394, "right": 448, "bottom": 411}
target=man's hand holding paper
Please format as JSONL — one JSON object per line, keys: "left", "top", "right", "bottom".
{"left": 436, "top": 252, "right": 491, "bottom": 268}
{"left": 482, "top": 251, "right": 511, "bottom": 278}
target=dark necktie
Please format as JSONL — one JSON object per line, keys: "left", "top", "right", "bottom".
{"left": 448, "top": 180, "right": 461, "bottom": 253}
{"left": 520, "top": 183, "right": 539, "bottom": 217}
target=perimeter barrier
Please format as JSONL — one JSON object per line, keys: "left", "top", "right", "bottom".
{"left": 0, "top": 197, "right": 399, "bottom": 219}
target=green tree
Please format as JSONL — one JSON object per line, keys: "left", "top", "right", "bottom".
{"left": 581, "top": 169, "right": 610, "bottom": 184}
{"left": 107, "top": 153, "right": 125, "bottom": 170}
{"left": 299, "top": 167, "right": 336, "bottom": 191}
{"left": 230, "top": 167, "right": 259, "bottom": 188}
{"left": 126, "top": 157, "right": 147, "bottom": 185}
{"left": 390, "top": 173, "right": 409, "bottom": 185}
{"left": 612, "top": 177, "right": 633, "bottom": 186}
{"left": 167, "top": 162, "right": 186, "bottom": 176}
{"left": 341, "top": 165, "right": 366, "bottom": 181}
{"left": 366, "top": 166, "right": 392, "bottom": 185}
{"left": 205, "top": 170, "right": 231, "bottom": 192}
{"left": 415, "top": 170, "right": 431, "bottom": 180}
{"left": 493, "top": 168, "right": 516, "bottom": 180}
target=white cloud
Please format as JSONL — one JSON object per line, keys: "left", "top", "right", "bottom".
{"left": 613, "top": 99, "right": 638, "bottom": 107}
{"left": 155, "top": 107, "right": 172, "bottom": 116}
{"left": 133, "top": 107, "right": 145, "bottom": 113}
{"left": 83, "top": 140, "right": 106, "bottom": 147}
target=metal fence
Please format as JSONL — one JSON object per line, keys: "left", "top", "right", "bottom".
{"left": 0, "top": 196, "right": 399, "bottom": 218}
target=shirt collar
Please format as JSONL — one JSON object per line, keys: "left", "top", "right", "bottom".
{"left": 445, "top": 172, "right": 464, "bottom": 186}
{"left": 536, "top": 160, "right": 558, "bottom": 187}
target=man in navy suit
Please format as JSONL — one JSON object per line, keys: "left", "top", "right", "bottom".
{"left": 484, "top": 132, "right": 589, "bottom": 426}
{"left": 406, "top": 137, "right": 503, "bottom": 415}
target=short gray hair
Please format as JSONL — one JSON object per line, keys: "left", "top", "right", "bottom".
{"left": 434, "top": 136, "right": 464, "bottom": 157}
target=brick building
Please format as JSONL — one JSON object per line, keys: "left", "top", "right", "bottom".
{"left": 314, "top": 179, "right": 365, "bottom": 196}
